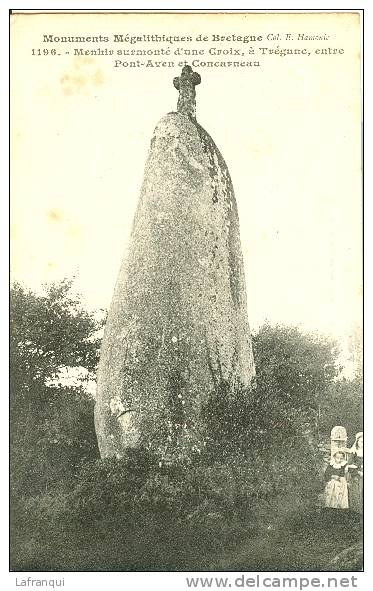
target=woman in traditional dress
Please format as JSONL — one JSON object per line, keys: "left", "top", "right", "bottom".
{"left": 324, "top": 450, "right": 349, "bottom": 510}
{"left": 346, "top": 432, "right": 363, "bottom": 514}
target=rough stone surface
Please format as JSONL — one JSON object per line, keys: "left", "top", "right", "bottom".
{"left": 94, "top": 111, "right": 255, "bottom": 460}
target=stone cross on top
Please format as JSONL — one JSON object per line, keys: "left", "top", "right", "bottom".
{"left": 173, "top": 65, "right": 201, "bottom": 119}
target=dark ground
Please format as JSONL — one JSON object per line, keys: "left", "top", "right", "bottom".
{"left": 11, "top": 508, "right": 362, "bottom": 572}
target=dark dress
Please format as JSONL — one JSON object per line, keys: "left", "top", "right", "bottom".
{"left": 346, "top": 454, "right": 363, "bottom": 513}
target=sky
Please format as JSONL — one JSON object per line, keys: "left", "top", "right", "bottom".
{"left": 11, "top": 12, "right": 362, "bottom": 346}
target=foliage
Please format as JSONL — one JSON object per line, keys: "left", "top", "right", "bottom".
{"left": 253, "top": 322, "right": 341, "bottom": 409}
{"left": 10, "top": 440, "right": 326, "bottom": 571}
{"left": 10, "top": 280, "right": 102, "bottom": 497}
{"left": 202, "top": 322, "right": 342, "bottom": 461}
{"left": 10, "top": 279, "right": 101, "bottom": 386}
{"left": 69, "top": 440, "right": 319, "bottom": 523}
{"left": 9, "top": 281, "right": 363, "bottom": 571}
{"left": 319, "top": 377, "right": 363, "bottom": 440}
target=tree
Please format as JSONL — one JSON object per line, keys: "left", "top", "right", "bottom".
{"left": 253, "top": 322, "right": 341, "bottom": 410}
{"left": 319, "top": 377, "right": 363, "bottom": 441}
{"left": 10, "top": 279, "right": 100, "bottom": 386}
{"left": 10, "top": 279, "right": 103, "bottom": 496}
{"left": 202, "top": 322, "right": 342, "bottom": 459}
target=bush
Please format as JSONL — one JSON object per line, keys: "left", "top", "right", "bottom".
{"left": 11, "top": 436, "right": 323, "bottom": 571}
{"left": 19, "top": 436, "right": 321, "bottom": 532}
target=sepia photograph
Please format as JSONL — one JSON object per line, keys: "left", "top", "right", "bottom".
{"left": 9, "top": 9, "right": 363, "bottom": 574}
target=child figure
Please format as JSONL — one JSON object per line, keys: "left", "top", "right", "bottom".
{"left": 324, "top": 450, "right": 349, "bottom": 509}
{"left": 345, "top": 432, "right": 363, "bottom": 514}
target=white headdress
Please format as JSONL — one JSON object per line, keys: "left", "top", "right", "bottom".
{"left": 350, "top": 431, "right": 363, "bottom": 456}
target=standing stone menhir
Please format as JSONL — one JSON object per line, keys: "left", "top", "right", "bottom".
{"left": 94, "top": 65, "right": 256, "bottom": 461}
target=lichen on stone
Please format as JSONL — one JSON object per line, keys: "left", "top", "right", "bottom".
{"left": 94, "top": 104, "right": 255, "bottom": 462}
